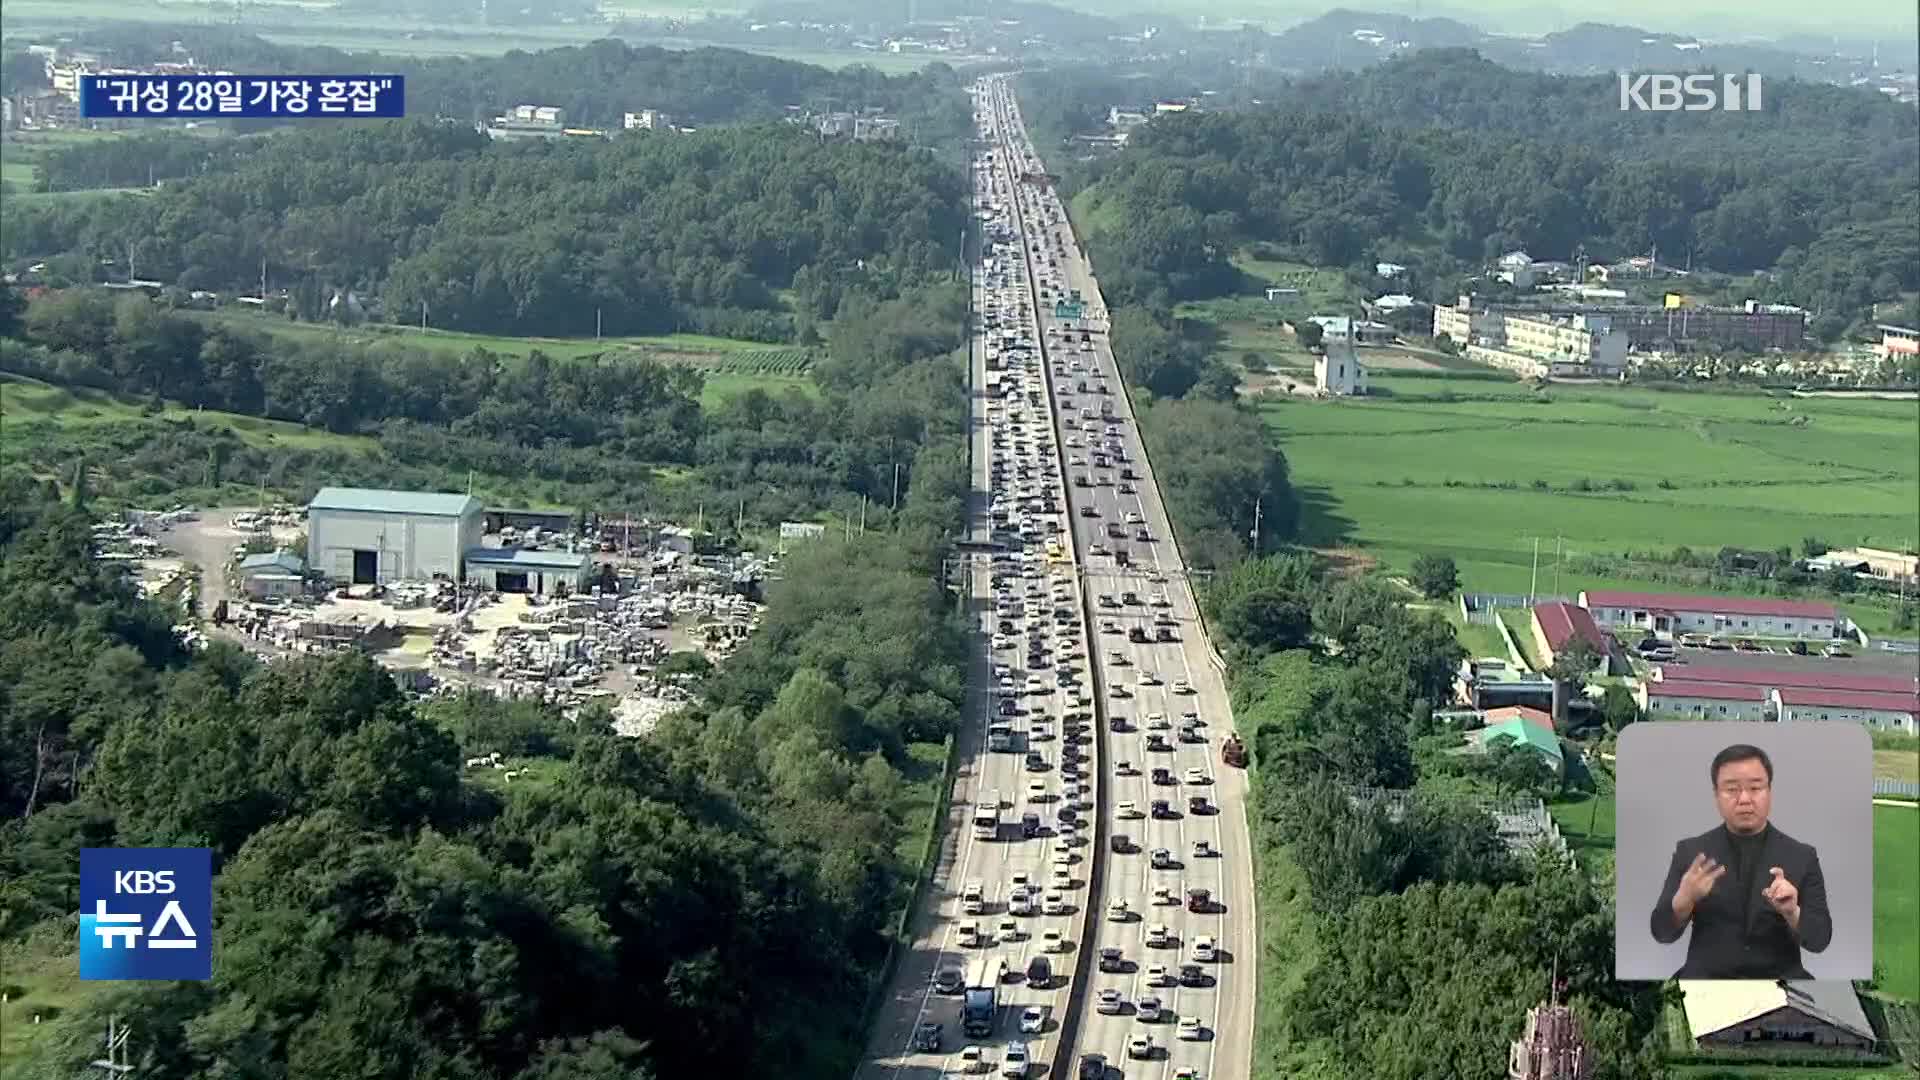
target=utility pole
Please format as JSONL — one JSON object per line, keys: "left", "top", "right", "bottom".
{"left": 1553, "top": 535, "right": 1564, "bottom": 597}
{"left": 892, "top": 462, "right": 904, "bottom": 510}
{"left": 1529, "top": 536, "right": 1541, "bottom": 605}
{"left": 596, "top": 307, "right": 602, "bottom": 340}
{"left": 1250, "top": 494, "right": 1262, "bottom": 555}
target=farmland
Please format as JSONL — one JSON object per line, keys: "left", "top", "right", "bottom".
{"left": 1259, "top": 374, "right": 1920, "bottom": 629}
{"left": 189, "top": 309, "right": 819, "bottom": 405}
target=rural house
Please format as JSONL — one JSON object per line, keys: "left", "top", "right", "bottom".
{"left": 1578, "top": 590, "right": 1840, "bottom": 642}
{"left": 1530, "top": 601, "right": 1615, "bottom": 675}
{"left": 1678, "top": 981, "right": 1874, "bottom": 1054}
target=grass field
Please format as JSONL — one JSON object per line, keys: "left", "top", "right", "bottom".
{"left": 1, "top": 129, "right": 156, "bottom": 205}
{"left": 192, "top": 311, "right": 820, "bottom": 403}
{"left": 0, "top": 924, "right": 104, "bottom": 1074}
{"left": 2, "top": 372, "right": 380, "bottom": 453}
{"left": 1261, "top": 374, "right": 1920, "bottom": 633}
{"left": 1873, "top": 806, "right": 1918, "bottom": 1002}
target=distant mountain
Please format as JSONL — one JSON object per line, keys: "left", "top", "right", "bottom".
{"left": 1244, "top": 8, "right": 1917, "bottom": 87}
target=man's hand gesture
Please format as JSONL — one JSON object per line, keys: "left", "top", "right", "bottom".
{"left": 1763, "top": 867, "right": 1802, "bottom": 927}
{"left": 1677, "top": 853, "right": 1727, "bottom": 907}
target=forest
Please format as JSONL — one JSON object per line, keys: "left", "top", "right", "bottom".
{"left": 1055, "top": 51, "right": 1919, "bottom": 337}
{"left": 0, "top": 471, "right": 970, "bottom": 1079}
{"left": 6, "top": 120, "right": 967, "bottom": 338}
{"left": 1, "top": 283, "right": 970, "bottom": 528}
{"left": 1198, "top": 556, "right": 1666, "bottom": 1078}
{"left": 6, "top": 35, "right": 971, "bottom": 142}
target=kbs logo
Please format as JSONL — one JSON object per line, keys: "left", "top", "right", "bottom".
{"left": 79, "top": 848, "right": 212, "bottom": 981}
{"left": 1619, "top": 73, "right": 1764, "bottom": 112}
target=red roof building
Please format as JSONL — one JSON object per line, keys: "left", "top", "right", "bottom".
{"left": 1665, "top": 665, "right": 1918, "bottom": 696}
{"left": 1485, "top": 705, "right": 1556, "bottom": 733}
{"left": 1580, "top": 590, "right": 1840, "bottom": 640}
{"left": 1531, "top": 602, "right": 1613, "bottom": 675}
{"left": 1775, "top": 686, "right": 1920, "bottom": 733}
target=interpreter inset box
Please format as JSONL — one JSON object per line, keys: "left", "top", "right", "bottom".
{"left": 1614, "top": 722, "right": 1872, "bottom": 982}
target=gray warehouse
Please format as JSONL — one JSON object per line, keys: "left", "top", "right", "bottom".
{"left": 464, "top": 547, "right": 592, "bottom": 596}
{"left": 307, "top": 487, "right": 485, "bottom": 585}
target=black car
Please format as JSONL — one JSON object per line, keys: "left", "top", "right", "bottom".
{"left": 1098, "top": 947, "right": 1125, "bottom": 973}
{"left": 911, "top": 1022, "right": 943, "bottom": 1052}
{"left": 1023, "top": 812, "right": 1042, "bottom": 838}
{"left": 935, "top": 966, "right": 966, "bottom": 994}
{"left": 1079, "top": 1054, "right": 1108, "bottom": 1080}
{"left": 1110, "top": 833, "right": 1132, "bottom": 853}
{"left": 1027, "top": 955, "right": 1053, "bottom": 987}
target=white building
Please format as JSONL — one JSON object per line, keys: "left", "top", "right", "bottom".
{"left": 623, "top": 110, "right": 676, "bottom": 131}
{"left": 1500, "top": 313, "right": 1628, "bottom": 375}
{"left": 1637, "top": 678, "right": 1771, "bottom": 722}
{"left": 307, "top": 487, "right": 484, "bottom": 585}
{"left": 1315, "top": 333, "right": 1367, "bottom": 396}
{"left": 1775, "top": 687, "right": 1919, "bottom": 734}
{"left": 237, "top": 551, "right": 306, "bottom": 599}
{"left": 1579, "top": 590, "right": 1839, "bottom": 640}
{"left": 463, "top": 548, "right": 592, "bottom": 597}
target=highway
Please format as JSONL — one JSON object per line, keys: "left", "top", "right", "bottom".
{"left": 855, "top": 75, "right": 1254, "bottom": 1080}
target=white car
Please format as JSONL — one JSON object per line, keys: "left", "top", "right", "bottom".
{"left": 1193, "top": 839, "right": 1214, "bottom": 859}
{"left": 1146, "top": 713, "right": 1169, "bottom": 730}
{"left": 1178, "top": 1015, "right": 1203, "bottom": 1040}
{"left": 1117, "top": 801, "right": 1144, "bottom": 820}
{"left": 1108, "top": 899, "right": 1131, "bottom": 922}
{"left": 1146, "top": 923, "right": 1172, "bottom": 947}
{"left": 1043, "top": 929, "right": 1069, "bottom": 953}
{"left": 1171, "top": 680, "right": 1194, "bottom": 695}
{"left": 1020, "top": 1007, "right": 1045, "bottom": 1034}
{"left": 1192, "top": 935, "right": 1217, "bottom": 962}
{"left": 1146, "top": 964, "right": 1175, "bottom": 987}
{"left": 1096, "top": 988, "right": 1126, "bottom": 1014}
{"left": 1043, "top": 892, "right": 1069, "bottom": 915}
{"left": 1135, "top": 995, "right": 1161, "bottom": 1023}
{"left": 1128, "top": 1033, "right": 1153, "bottom": 1060}
{"left": 1183, "top": 768, "right": 1209, "bottom": 785}
{"left": 1139, "top": 670, "right": 1161, "bottom": 686}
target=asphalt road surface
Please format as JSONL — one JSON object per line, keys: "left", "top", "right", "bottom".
{"left": 854, "top": 77, "right": 1256, "bottom": 1080}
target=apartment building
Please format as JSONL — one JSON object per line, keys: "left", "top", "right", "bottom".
{"left": 1435, "top": 295, "right": 1808, "bottom": 355}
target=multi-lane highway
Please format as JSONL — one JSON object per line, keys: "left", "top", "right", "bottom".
{"left": 855, "top": 75, "right": 1253, "bottom": 1080}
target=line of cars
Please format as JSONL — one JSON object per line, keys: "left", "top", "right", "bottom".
{"left": 979, "top": 72, "right": 1247, "bottom": 1080}
{"left": 896, "top": 76, "right": 1108, "bottom": 1080}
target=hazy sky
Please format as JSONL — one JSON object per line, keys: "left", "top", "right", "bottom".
{"left": 1135, "top": 0, "right": 1918, "bottom": 42}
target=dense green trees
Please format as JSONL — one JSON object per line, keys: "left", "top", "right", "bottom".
{"left": 3, "top": 279, "right": 967, "bottom": 527}
{"left": 1064, "top": 51, "right": 1917, "bottom": 333}
{"left": 9, "top": 122, "right": 966, "bottom": 338}
{"left": 1199, "top": 554, "right": 1660, "bottom": 1077}
{"left": 1133, "top": 396, "right": 1297, "bottom": 568}
{"left": 0, "top": 472, "right": 969, "bottom": 1078}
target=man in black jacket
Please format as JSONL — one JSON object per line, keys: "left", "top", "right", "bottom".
{"left": 1650, "top": 743, "right": 1833, "bottom": 979}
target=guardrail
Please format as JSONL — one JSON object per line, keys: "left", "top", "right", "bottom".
{"left": 1873, "top": 778, "right": 1919, "bottom": 799}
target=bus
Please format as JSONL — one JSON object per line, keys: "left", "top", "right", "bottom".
{"left": 973, "top": 790, "right": 1003, "bottom": 840}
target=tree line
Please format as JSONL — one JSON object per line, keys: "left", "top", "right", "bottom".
{"left": 7, "top": 121, "right": 966, "bottom": 338}
{"left": 1, "top": 281, "right": 969, "bottom": 529}
{"left": 1199, "top": 555, "right": 1666, "bottom": 1077}
{"left": 14, "top": 31, "right": 971, "bottom": 143}
{"left": 0, "top": 473, "right": 971, "bottom": 1078}
{"left": 1049, "top": 51, "right": 1918, "bottom": 337}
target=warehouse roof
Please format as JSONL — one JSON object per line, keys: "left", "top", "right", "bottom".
{"left": 1669, "top": 665, "right": 1917, "bottom": 696}
{"left": 1468, "top": 718, "right": 1561, "bottom": 760}
{"left": 1680, "top": 980, "right": 1871, "bottom": 1043}
{"left": 1647, "top": 679, "right": 1770, "bottom": 702}
{"left": 1581, "top": 590, "right": 1837, "bottom": 621}
{"left": 238, "top": 551, "right": 305, "bottom": 576}
{"left": 464, "top": 547, "right": 591, "bottom": 571}
{"left": 308, "top": 487, "right": 483, "bottom": 518}
{"left": 1776, "top": 686, "right": 1920, "bottom": 716}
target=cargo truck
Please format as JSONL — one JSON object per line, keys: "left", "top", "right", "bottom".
{"left": 963, "top": 957, "right": 1001, "bottom": 1036}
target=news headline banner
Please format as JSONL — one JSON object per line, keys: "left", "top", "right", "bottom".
{"left": 81, "top": 75, "right": 404, "bottom": 119}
